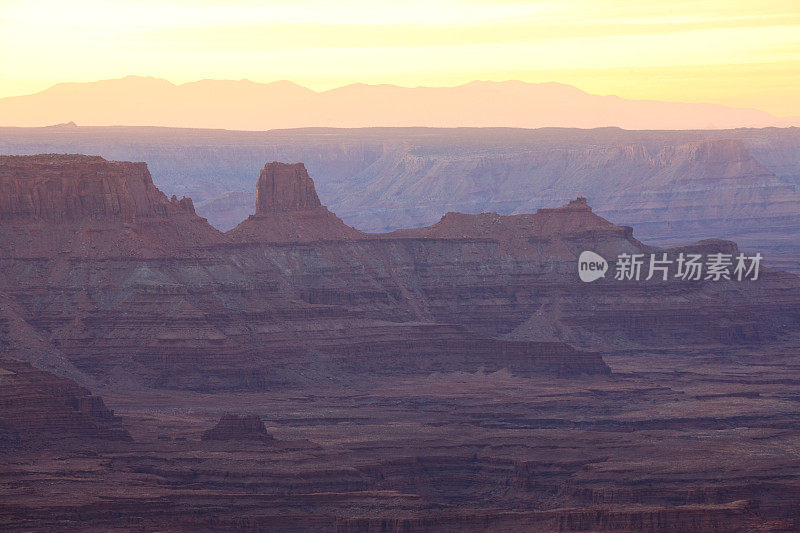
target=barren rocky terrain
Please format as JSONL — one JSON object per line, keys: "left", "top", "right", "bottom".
{"left": 1, "top": 154, "right": 799, "bottom": 531}
{"left": 2, "top": 125, "right": 799, "bottom": 273}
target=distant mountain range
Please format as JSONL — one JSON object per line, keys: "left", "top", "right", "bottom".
{"left": 0, "top": 76, "right": 797, "bottom": 130}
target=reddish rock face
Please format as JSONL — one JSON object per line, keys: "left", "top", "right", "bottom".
{"left": 0, "top": 154, "right": 227, "bottom": 258}
{"left": 2, "top": 155, "right": 800, "bottom": 531}
{"left": 0, "top": 354, "right": 130, "bottom": 447}
{"left": 0, "top": 154, "right": 194, "bottom": 222}
{"left": 0, "top": 155, "right": 797, "bottom": 390}
{"left": 387, "top": 195, "right": 625, "bottom": 255}
{"left": 229, "top": 161, "right": 363, "bottom": 242}
{"left": 201, "top": 413, "right": 274, "bottom": 442}
{"left": 255, "top": 162, "right": 322, "bottom": 213}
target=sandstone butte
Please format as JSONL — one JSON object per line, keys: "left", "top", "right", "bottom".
{"left": 1, "top": 154, "right": 799, "bottom": 531}
{"left": 201, "top": 413, "right": 275, "bottom": 442}
{"left": 229, "top": 161, "right": 363, "bottom": 242}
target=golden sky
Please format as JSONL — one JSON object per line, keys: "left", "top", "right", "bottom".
{"left": 2, "top": 0, "right": 799, "bottom": 116}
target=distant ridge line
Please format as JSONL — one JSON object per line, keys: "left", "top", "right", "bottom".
{"left": 1, "top": 76, "right": 797, "bottom": 130}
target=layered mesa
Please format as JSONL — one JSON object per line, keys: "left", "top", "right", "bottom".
{"left": 1, "top": 154, "right": 799, "bottom": 531}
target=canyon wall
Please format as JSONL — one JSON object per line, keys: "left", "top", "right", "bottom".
{"left": 2, "top": 126, "right": 799, "bottom": 272}
{"left": 0, "top": 156, "right": 619, "bottom": 391}
{"left": 0, "top": 154, "right": 195, "bottom": 222}
{"left": 1, "top": 155, "right": 799, "bottom": 531}
{"left": 0, "top": 156, "right": 797, "bottom": 392}
{"left": 0, "top": 353, "right": 130, "bottom": 447}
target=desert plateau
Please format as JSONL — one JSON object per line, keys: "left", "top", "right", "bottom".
{"left": 0, "top": 154, "right": 798, "bottom": 531}
{"left": 3, "top": 1, "right": 800, "bottom": 530}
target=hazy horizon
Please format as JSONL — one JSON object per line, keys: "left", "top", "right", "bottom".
{"left": 2, "top": 75, "right": 797, "bottom": 131}
{"left": 12, "top": 74, "right": 800, "bottom": 117}
{"left": 3, "top": 1, "right": 800, "bottom": 116}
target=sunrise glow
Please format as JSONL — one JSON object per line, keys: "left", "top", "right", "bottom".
{"left": 1, "top": 0, "right": 799, "bottom": 115}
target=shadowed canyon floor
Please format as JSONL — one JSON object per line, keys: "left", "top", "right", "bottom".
{"left": 1, "top": 155, "right": 800, "bottom": 531}
{"left": 4, "top": 350, "right": 800, "bottom": 531}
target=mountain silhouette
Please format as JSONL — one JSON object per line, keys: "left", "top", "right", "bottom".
{"left": 0, "top": 76, "right": 797, "bottom": 130}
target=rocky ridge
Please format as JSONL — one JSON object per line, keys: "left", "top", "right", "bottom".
{"left": 1, "top": 154, "right": 800, "bottom": 530}
{"left": 0, "top": 154, "right": 226, "bottom": 259}
{"left": 0, "top": 155, "right": 612, "bottom": 390}
{"left": 0, "top": 154, "right": 195, "bottom": 222}
{"left": 0, "top": 155, "right": 796, "bottom": 390}
{"left": 3, "top": 126, "right": 800, "bottom": 272}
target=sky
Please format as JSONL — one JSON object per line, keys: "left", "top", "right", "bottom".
{"left": 1, "top": 0, "right": 799, "bottom": 116}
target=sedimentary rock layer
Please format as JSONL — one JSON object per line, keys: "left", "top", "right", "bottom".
{"left": 0, "top": 155, "right": 798, "bottom": 391}
{"left": 0, "top": 154, "right": 227, "bottom": 259}
{"left": 0, "top": 154, "right": 195, "bottom": 222}
{"left": 230, "top": 161, "right": 363, "bottom": 242}
{"left": 1, "top": 154, "right": 799, "bottom": 531}
{"left": 7, "top": 125, "right": 800, "bottom": 270}
{"left": 0, "top": 354, "right": 130, "bottom": 446}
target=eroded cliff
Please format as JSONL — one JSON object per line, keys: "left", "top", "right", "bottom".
{"left": 2, "top": 155, "right": 800, "bottom": 531}
{"left": 0, "top": 354, "right": 130, "bottom": 447}
{"left": 0, "top": 154, "right": 227, "bottom": 259}
{"left": 229, "top": 161, "right": 363, "bottom": 243}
